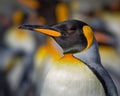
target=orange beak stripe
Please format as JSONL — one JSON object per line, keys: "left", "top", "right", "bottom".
{"left": 34, "top": 28, "right": 61, "bottom": 37}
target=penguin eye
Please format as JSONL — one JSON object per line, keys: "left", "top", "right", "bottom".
{"left": 67, "top": 27, "right": 76, "bottom": 33}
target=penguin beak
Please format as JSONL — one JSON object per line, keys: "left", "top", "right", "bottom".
{"left": 18, "top": 24, "right": 61, "bottom": 37}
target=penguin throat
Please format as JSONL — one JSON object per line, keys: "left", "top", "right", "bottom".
{"left": 64, "top": 49, "right": 79, "bottom": 54}
{"left": 63, "top": 44, "right": 87, "bottom": 54}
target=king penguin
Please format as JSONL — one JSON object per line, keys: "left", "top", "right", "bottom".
{"left": 19, "top": 20, "right": 118, "bottom": 96}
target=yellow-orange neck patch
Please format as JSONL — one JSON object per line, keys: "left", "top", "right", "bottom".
{"left": 83, "top": 26, "right": 94, "bottom": 49}
{"left": 59, "top": 54, "right": 83, "bottom": 65}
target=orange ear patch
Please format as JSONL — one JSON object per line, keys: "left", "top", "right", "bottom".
{"left": 83, "top": 26, "right": 94, "bottom": 49}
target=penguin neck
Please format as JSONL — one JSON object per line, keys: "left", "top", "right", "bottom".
{"left": 73, "top": 39, "right": 101, "bottom": 64}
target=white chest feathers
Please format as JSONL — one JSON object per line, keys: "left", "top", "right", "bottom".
{"left": 40, "top": 62, "right": 106, "bottom": 96}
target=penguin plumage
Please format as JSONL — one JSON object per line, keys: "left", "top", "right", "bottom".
{"left": 19, "top": 20, "right": 118, "bottom": 96}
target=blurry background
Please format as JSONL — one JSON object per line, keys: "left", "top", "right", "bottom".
{"left": 0, "top": 0, "right": 120, "bottom": 96}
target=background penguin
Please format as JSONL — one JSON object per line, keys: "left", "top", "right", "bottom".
{"left": 1, "top": 9, "right": 37, "bottom": 96}
{"left": 0, "top": 71, "right": 11, "bottom": 96}
{"left": 19, "top": 20, "right": 118, "bottom": 96}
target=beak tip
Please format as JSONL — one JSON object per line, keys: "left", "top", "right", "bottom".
{"left": 18, "top": 25, "right": 32, "bottom": 30}
{"left": 18, "top": 26, "right": 21, "bottom": 29}
{"left": 18, "top": 25, "right": 25, "bottom": 29}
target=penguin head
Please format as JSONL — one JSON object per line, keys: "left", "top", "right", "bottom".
{"left": 51, "top": 20, "right": 94, "bottom": 54}
{"left": 19, "top": 20, "right": 94, "bottom": 54}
